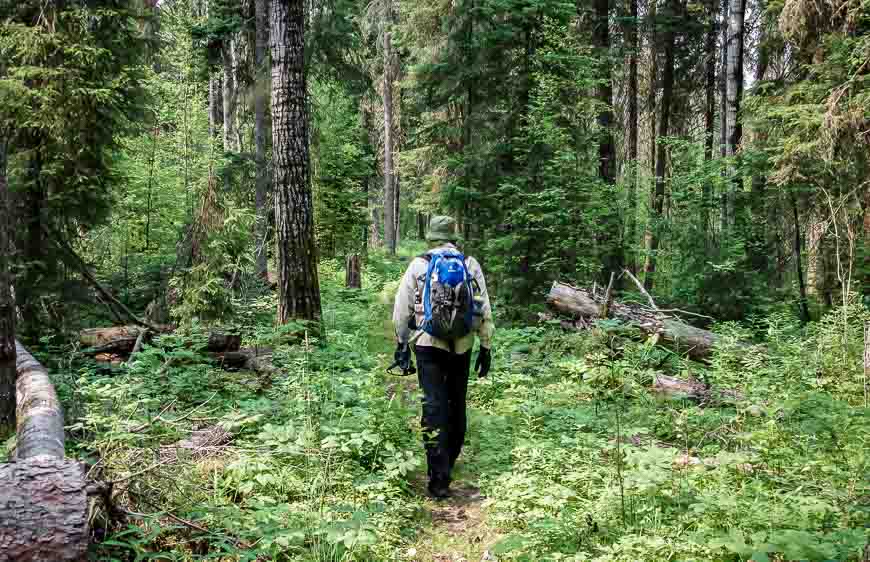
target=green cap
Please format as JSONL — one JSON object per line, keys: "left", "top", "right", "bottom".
{"left": 426, "top": 215, "right": 460, "bottom": 243}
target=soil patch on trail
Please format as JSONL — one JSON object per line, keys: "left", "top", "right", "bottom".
{"left": 411, "top": 479, "right": 500, "bottom": 562}
{"left": 430, "top": 482, "right": 485, "bottom": 536}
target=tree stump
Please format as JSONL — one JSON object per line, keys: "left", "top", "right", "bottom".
{"left": 345, "top": 254, "right": 362, "bottom": 289}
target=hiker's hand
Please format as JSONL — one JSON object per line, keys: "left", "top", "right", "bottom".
{"left": 475, "top": 347, "right": 491, "bottom": 378}
{"left": 393, "top": 342, "right": 412, "bottom": 374}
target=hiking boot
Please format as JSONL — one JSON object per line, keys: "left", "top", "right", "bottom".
{"left": 427, "top": 480, "right": 451, "bottom": 499}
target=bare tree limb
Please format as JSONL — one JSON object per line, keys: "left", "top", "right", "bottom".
{"left": 623, "top": 269, "right": 658, "bottom": 310}
{"left": 42, "top": 226, "right": 161, "bottom": 332}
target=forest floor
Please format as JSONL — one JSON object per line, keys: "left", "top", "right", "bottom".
{"left": 13, "top": 247, "right": 870, "bottom": 562}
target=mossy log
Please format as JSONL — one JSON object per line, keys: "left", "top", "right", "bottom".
{"left": 546, "top": 282, "right": 721, "bottom": 361}
{"left": 80, "top": 326, "right": 241, "bottom": 355}
{"left": 0, "top": 342, "right": 88, "bottom": 561}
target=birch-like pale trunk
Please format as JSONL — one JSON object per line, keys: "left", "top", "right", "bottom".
{"left": 723, "top": 0, "right": 745, "bottom": 230}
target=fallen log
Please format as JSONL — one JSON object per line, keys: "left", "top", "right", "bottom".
{"left": 80, "top": 326, "right": 241, "bottom": 355}
{"left": 1, "top": 341, "right": 88, "bottom": 562}
{"left": 211, "top": 348, "right": 278, "bottom": 377}
{"left": 547, "top": 281, "right": 727, "bottom": 361}
{"left": 653, "top": 374, "right": 744, "bottom": 404}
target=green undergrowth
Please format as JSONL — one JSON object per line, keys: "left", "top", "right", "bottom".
{"left": 36, "top": 249, "right": 870, "bottom": 561}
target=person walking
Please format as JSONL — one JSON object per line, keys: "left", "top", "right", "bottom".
{"left": 392, "top": 215, "right": 494, "bottom": 499}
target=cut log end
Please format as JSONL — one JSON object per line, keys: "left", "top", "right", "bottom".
{"left": 0, "top": 456, "right": 88, "bottom": 562}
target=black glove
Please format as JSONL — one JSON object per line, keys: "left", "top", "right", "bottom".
{"left": 390, "top": 342, "right": 414, "bottom": 375}
{"left": 475, "top": 347, "right": 492, "bottom": 378}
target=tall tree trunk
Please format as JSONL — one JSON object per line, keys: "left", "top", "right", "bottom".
{"left": 626, "top": 0, "right": 639, "bottom": 272}
{"left": 791, "top": 193, "right": 810, "bottom": 323}
{"left": 382, "top": 2, "right": 397, "bottom": 255}
{"left": 209, "top": 74, "right": 223, "bottom": 140}
{"left": 417, "top": 212, "right": 426, "bottom": 240}
{"left": 647, "top": 0, "right": 658, "bottom": 177}
{"left": 206, "top": 0, "right": 223, "bottom": 141}
{"left": 703, "top": 0, "right": 718, "bottom": 239}
{"left": 254, "top": 0, "right": 269, "bottom": 277}
{"left": 749, "top": 15, "right": 770, "bottom": 273}
{"left": 718, "top": 0, "right": 728, "bottom": 233}
{"left": 0, "top": 133, "right": 14, "bottom": 438}
{"left": 723, "top": 0, "right": 744, "bottom": 230}
{"left": 643, "top": 0, "right": 658, "bottom": 284}
{"left": 223, "top": 37, "right": 238, "bottom": 152}
{"left": 643, "top": 0, "right": 676, "bottom": 292}
{"left": 18, "top": 147, "right": 44, "bottom": 339}
{"left": 592, "top": 0, "right": 622, "bottom": 281}
{"left": 270, "top": 0, "right": 322, "bottom": 324}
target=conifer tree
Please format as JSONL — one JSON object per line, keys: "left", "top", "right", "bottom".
{"left": 270, "top": 0, "right": 322, "bottom": 324}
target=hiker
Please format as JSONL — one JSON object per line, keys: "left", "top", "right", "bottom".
{"left": 392, "top": 215, "right": 494, "bottom": 499}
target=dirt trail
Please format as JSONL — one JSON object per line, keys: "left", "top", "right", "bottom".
{"left": 406, "top": 476, "right": 497, "bottom": 562}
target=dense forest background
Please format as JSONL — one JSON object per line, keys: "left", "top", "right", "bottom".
{"left": 0, "top": 0, "right": 869, "bottom": 560}
{"left": 1, "top": 0, "right": 869, "bottom": 331}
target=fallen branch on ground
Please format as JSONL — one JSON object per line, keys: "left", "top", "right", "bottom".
{"left": 546, "top": 281, "right": 749, "bottom": 361}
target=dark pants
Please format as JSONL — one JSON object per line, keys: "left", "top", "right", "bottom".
{"left": 415, "top": 346, "right": 471, "bottom": 485}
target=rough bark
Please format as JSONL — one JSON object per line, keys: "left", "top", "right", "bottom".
{"left": 625, "top": 0, "right": 639, "bottom": 271}
{"left": 0, "top": 133, "right": 14, "bottom": 437}
{"left": 644, "top": 0, "right": 676, "bottom": 292}
{"left": 270, "top": 0, "right": 322, "bottom": 324}
{"left": 345, "top": 254, "right": 362, "bottom": 289}
{"left": 547, "top": 282, "right": 727, "bottom": 360}
{"left": 0, "top": 457, "right": 88, "bottom": 562}
{"left": 382, "top": 1, "right": 398, "bottom": 255}
{"left": 254, "top": 0, "right": 270, "bottom": 278}
{"left": 723, "top": 0, "right": 745, "bottom": 229}
{"left": 80, "top": 326, "right": 241, "bottom": 355}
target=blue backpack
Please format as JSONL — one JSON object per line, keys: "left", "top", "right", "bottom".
{"left": 420, "top": 251, "right": 475, "bottom": 340}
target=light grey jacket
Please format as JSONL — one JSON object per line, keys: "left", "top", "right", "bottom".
{"left": 392, "top": 243, "right": 494, "bottom": 354}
